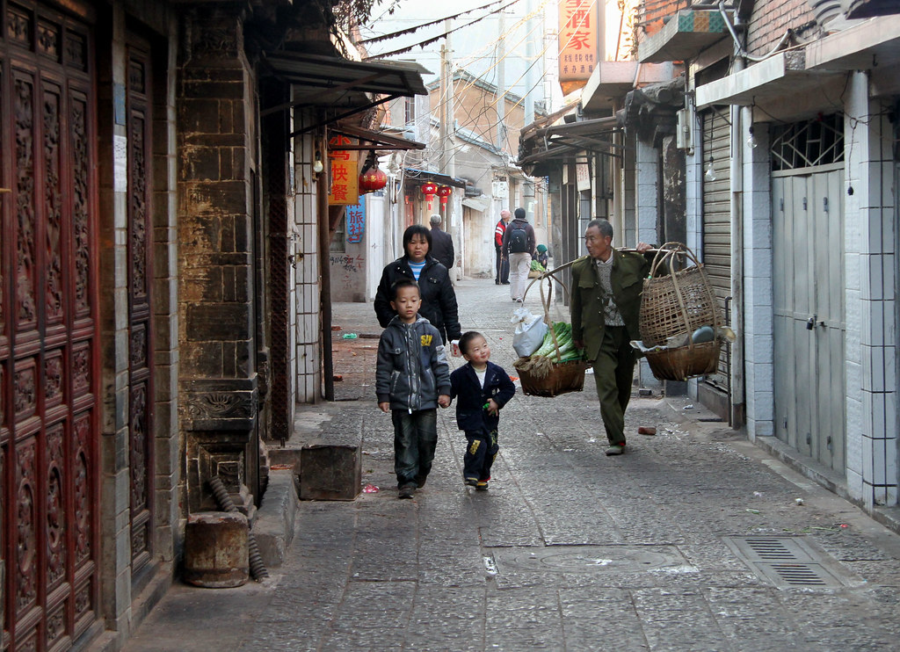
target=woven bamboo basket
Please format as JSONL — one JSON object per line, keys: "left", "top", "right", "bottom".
{"left": 514, "top": 263, "right": 588, "bottom": 397}
{"left": 515, "top": 359, "right": 589, "bottom": 397}
{"left": 639, "top": 243, "right": 724, "bottom": 381}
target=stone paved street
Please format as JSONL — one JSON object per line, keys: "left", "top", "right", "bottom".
{"left": 124, "top": 278, "right": 900, "bottom": 652}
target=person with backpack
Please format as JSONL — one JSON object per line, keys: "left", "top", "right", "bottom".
{"left": 501, "top": 207, "right": 536, "bottom": 302}
{"left": 494, "top": 209, "right": 510, "bottom": 285}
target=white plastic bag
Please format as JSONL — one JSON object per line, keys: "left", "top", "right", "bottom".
{"left": 511, "top": 308, "right": 548, "bottom": 357}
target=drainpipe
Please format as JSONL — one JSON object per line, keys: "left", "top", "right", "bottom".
{"left": 318, "top": 132, "right": 334, "bottom": 402}
{"left": 729, "top": 10, "right": 745, "bottom": 428}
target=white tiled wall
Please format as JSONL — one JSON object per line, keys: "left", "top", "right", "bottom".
{"left": 294, "top": 132, "right": 322, "bottom": 404}
{"left": 844, "top": 71, "right": 897, "bottom": 507}
{"left": 742, "top": 117, "right": 775, "bottom": 439}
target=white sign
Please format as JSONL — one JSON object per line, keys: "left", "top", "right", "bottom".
{"left": 114, "top": 135, "right": 127, "bottom": 193}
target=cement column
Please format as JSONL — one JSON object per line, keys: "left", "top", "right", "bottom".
{"left": 177, "top": 4, "right": 258, "bottom": 513}
{"left": 844, "top": 71, "right": 897, "bottom": 508}
{"left": 635, "top": 138, "right": 661, "bottom": 391}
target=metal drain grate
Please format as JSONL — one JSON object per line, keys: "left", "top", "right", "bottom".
{"left": 723, "top": 536, "right": 851, "bottom": 588}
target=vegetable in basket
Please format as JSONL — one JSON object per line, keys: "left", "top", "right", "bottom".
{"left": 530, "top": 260, "right": 545, "bottom": 272}
{"left": 517, "top": 322, "right": 585, "bottom": 378}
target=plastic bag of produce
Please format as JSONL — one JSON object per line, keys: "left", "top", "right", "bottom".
{"left": 511, "top": 307, "right": 549, "bottom": 357}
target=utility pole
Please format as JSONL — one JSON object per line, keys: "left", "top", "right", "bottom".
{"left": 524, "top": 0, "right": 535, "bottom": 126}
{"left": 496, "top": 9, "right": 506, "bottom": 155}
{"left": 443, "top": 17, "right": 455, "bottom": 180}
{"left": 440, "top": 19, "right": 459, "bottom": 279}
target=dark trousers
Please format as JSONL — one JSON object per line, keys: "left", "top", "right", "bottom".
{"left": 495, "top": 247, "right": 509, "bottom": 283}
{"left": 392, "top": 409, "right": 438, "bottom": 487}
{"left": 463, "top": 428, "right": 499, "bottom": 482}
{"left": 591, "top": 326, "right": 636, "bottom": 446}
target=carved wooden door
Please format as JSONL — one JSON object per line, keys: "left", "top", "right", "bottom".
{"left": 1, "top": 2, "right": 100, "bottom": 651}
{"left": 125, "top": 40, "right": 154, "bottom": 580}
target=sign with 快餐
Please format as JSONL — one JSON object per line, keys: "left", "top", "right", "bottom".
{"left": 328, "top": 135, "right": 359, "bottom": 206}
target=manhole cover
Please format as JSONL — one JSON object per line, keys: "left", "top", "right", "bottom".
{"left": 490, "top": 545, "right": 689, "bottom": 574}
{"left": 723, "top": 536, "right": 854, "bottom": 588}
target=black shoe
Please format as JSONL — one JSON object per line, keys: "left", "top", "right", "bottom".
{"left": 501, "top": 281, "right": 510, "bottom": 285}
{"left": 464, "top": 477, "right": 478, "bottom": 487}
{"left": 399, "top": 484, "right": 416, "bottom": 499}
{"left": 475, "top": 481, "right": 489, "bottom": 491}
{"left": 414, "top": 474, "right": 427, "bottom": 488}
{"left": 495, "top": 279, "right": 500, "bottom": 285}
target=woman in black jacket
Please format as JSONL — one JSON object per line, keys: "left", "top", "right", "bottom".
{"left": 374, "top": 224, "right": 462, "bottom": 345}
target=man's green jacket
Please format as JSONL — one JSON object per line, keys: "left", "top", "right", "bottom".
{"left": 570, "top": 249, "right": 650, "bottom": 362}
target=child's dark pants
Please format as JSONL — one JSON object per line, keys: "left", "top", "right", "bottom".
{"left": 392, "top": 409, "right": 437, "bottom": 487}
{"left": 463, "top": 428, "right": 499, "bottom": 482}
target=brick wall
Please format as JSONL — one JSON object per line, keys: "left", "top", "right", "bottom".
{"left": 746, "top": 0, "right": 815, "bottom": 57}
{"left": 639, "top": 0, "right": 690, "bottom": 40}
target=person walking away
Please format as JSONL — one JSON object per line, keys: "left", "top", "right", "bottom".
{"left": 376, "top": 279, "right": 451, "bottom": 499}
{"left": 494, "top": 209, "right": 510, "bottom": 285}
{"left": 501, "top": 207, "right": 535, "bottom": 302}
{"left": 374, "top": 224, "right": 462, "bottom": 349}
{"left": 449, "top": 331, "right": 515, "bottom": 491}
{"left": 570, "top": 218, "right": 653, "bottom": 456}
{"left": 429, "top": 214, "right": 455, "bottom": 272}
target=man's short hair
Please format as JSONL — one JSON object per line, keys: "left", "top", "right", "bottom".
{"left": 458, "top": 331, "right": 485, "bottom": 356}
{"left": 587, "top": 218, "right": 613, "bottom": 240}
{"left": 429, "top": 214, "right": 442, "bottom": 226}
{"left": 390, "top": 278, "right": 420, "bottom": 301}
{"left": 514, "top": 207, "right": 526, "bottom": 220}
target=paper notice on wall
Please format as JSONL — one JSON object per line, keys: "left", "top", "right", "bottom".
{"left": 114, "top": 135, "right": 128, "bottom": 193}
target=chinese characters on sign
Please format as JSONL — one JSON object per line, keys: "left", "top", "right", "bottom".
{"left": 328, "top": 135, "right": 359, "bottom": 205}
{"left": 558, "top": 0, "right": 599, "bottom": 95}
{"left": 346, "top": 202, "right": 365, "bottom": 244}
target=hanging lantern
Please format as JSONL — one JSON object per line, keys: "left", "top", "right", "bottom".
{"left": 420, "top": 182, "right": 438, "bottom": 210}
{"left": 359, "top": 165, "right": 387, "bottom": 193}
{"left": 436, "top": 185, "right": 452, "bottom": 209}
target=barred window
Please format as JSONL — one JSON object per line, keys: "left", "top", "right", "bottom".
{"left": 771, "top": 113, "right": 844, "bottom": 171}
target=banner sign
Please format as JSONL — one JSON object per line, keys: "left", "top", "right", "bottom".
{"left": 346, "top": 201, "right": 365, "bottom": 243}
{"left": 559, "top": 0, "right": 599, "bottom": 95}
{"left": 328, "top": 135, "right": 359, "bottom": 205}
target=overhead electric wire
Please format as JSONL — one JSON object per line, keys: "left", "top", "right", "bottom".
{"left": 365, "top": 0, "right": 523, "bottom": 59}
{"left": 358, "top": 0, "right": 508, "bottom": 44}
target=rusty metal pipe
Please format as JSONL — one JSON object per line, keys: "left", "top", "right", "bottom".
{"left": 208, "top": 476, "right": 269, "bottom": 581}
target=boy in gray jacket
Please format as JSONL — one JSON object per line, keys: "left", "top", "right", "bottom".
{"left": 377, "top": 279, "right": 451, "bottom": 499}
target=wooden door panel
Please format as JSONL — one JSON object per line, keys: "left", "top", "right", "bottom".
{"left": 2, "top": 3, "right": 99, "bottom": 649}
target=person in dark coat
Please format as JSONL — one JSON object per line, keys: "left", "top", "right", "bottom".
{"left": 449, "top": 331, "right": 515, "bottom": 490}
{"left": 374, "top": 224, "right": 462, "bottom": 346}
{"left": 570, "top": 218, "right": 654, "bottom": 457}
{"left": 429, "top": 214, "right": 455, "bottom": 271}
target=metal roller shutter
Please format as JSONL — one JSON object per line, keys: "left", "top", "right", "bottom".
{"left": 702, "top": 109, "right": 732, "bottom": 393}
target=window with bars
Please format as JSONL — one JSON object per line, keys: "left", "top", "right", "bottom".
{"left": 771, "top": 113, "right": 844, "bottom": 171}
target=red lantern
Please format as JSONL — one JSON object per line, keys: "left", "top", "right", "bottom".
{"left": 359, "top": 165, "right": 387, "bottom": 193}
{"left": 420, "top": 182, "right": 438, "bottom": 210}
{"left": 436, "top": 185, "right": 451, "bottom": 209}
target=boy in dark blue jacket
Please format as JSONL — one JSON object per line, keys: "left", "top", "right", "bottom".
{"left": 449, "top": 331, "right": 516, "bottom": 491}
{"left": 377, "top": 279, "right": 451, "bottom": 499}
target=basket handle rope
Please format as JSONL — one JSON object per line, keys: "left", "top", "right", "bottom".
{"left": 522, "top": 260, "right": 577, "bottom": 361}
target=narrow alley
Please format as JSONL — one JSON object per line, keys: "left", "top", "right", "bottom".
{"left": 124, "top": 279, "right": 900, "bottom": 652}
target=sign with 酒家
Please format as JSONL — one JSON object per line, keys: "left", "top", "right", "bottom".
{"left": 558, "top": 0, "right": 599, "bottom": 95}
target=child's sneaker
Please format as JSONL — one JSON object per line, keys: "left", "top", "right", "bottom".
{"left": 399, "top": 484, "right": 416, "bottom": 499}
{"left": 475, "top": 481, "right": 489, "bottom": 491}
{"left": 464, "top": 477, "right": 479, "bottom": 487}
